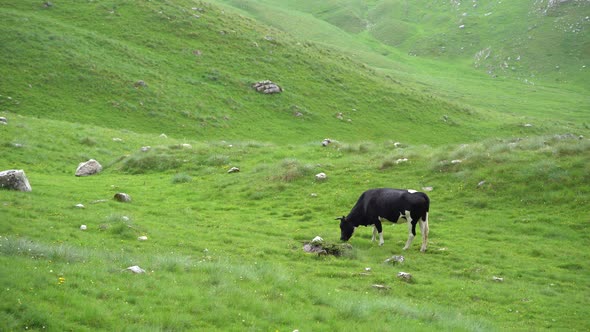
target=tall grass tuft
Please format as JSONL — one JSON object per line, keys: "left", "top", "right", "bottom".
{"left": 273, "top": 158, "right": 316, "bottom": 182}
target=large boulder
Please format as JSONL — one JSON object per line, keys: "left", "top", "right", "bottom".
{"left": 0, "top": 170, "right": 32, "bottom": 192}
{"left": 75, "top": 159, "right": 102, "bottom": 177}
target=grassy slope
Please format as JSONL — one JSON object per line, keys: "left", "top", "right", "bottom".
{"left": 1, "top": 0, "right": 589, "bottom": 331}
{"left": 210, "top": 0, "right": 590, "bottom": 124}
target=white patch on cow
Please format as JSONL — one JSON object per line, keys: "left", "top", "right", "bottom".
{"left": 407, "top": 189, "right": 417, "bottom": 194}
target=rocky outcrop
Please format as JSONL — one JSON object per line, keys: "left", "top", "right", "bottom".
{"left": 75, "top": 159, "right": 102, "bottom": 177}
{"left": 252, "top": 80, "right": 282, "bottom": 94}
{"left": 0, "top": 170, "right": 32, "bottom": 192}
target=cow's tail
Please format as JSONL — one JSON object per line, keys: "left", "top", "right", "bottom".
{"left": 421, "top": 193, "right": 430, "bottom": 221}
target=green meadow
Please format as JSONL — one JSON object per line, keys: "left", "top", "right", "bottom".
{"left": 1, "top": 0, "right": 589, "bottom": 331}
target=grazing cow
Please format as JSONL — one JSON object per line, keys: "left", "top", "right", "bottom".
{"left": 337, "top": 188, "right": 430, "bottom": 252}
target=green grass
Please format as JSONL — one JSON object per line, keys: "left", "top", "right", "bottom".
{"left": 1, "top": 0, "right": 589, "bottom": 331}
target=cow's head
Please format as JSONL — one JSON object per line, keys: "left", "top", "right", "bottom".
{"left": 337, "top": 216, "right": 355, "bottom": 241}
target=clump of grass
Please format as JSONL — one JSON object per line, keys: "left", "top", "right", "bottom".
{"left": 204, "top": 154, "right": 229, "bottom": 166}
{"left": 120, "top": 153, "right": 182, "bottom": 173}
{"left": 0, "top": 236, "right": 85, "bottom": 263}
{"left": 273, "top": 158, "right": 316, "bottom": 182}
{"left": 172, "top": 173, "right": 192, "bottom": 184}
{"left": 79, "top": 137, "right": 97, "bottom": 146}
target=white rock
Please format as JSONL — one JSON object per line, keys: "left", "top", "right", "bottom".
{"left": 112, "top": 138, "right": 123, "bottom": 142}
{"left": 227, "top": 167, "right": 240, "bottom": 173}
{"left": 75, "top": 204, "right": 85, "bottom": 209}
{"left": 451, "top": 159, "right": 462, "bottom": 164}
{"left": 159, "top": 133, "right": 168, "bottom": 138}
{"left": 493, "top": 276, "right": 504, "bottom": 282}
{"left": 0, "top": 169, "right": 32, "bottom": 192}
{"left": 315, "top": 172, "right": 327, "bottom": 181}
{"left": 80, "top": 225, "right": 87, "bottom": 230}
{"left": 141, "top": 146, "right": 151, "bottom": 152}
{"left": 75, "top": 159, "right": 102, "bottom": 177}
{"left": 365, "top": 267, "right": 372, "bottom": 272}
{"left": 138, "top": 236, "right": 148, "bottom": 241}
{"left": 311, "top": 236, "right": 323, "bottom": 243}
{"left": 125, "top": 265, "right": 146, "bottom": 274}
{"left": 181, "top": 143, "right": 192, "bottom": 149}
{"left": 395, "top": 158, "right": 408, "bottom": 164}
{"left": 397, "top": 272, "right": 412, "bottom": 280}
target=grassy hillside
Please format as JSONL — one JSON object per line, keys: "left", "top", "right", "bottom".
{"left": 1, "top": 0, "right": 589, "bottom": 331}
{"left": 210, "top": 0, "right": 590, "bottom": 123}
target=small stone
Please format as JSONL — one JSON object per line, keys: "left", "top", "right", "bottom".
{"left": 134, "top": 80, "right": 147, "bottom": 88}
{"left": 372, "top": 284, "right": 390, "bottom": 290}
{"left": 159, "top": 133, "right": 167, "bottom": 138}
{"left": 385, "top": 255, "right": 405, "bottom": 264}
{"left": 422, "top": 186, "right": 433, "bottom": 192}
{"left": 477, "top": 180, "right": 486, "bottom": 187}
{"left": 492, "top": 276, "right": 504, "bottom": 282}
{"left": 0, "top": 117, "right": 7, "bottom": 124}
{"left": 227, "top": 167, "right": 240, "bottom": 173}
{"left": 80, "top": 225, "right": 87, "bottom": 230}
{"left": 451, "top": 159, "right": 462, "bottom": 164}
{"left": 311, "top": 236, "right": 323, "bottom": 244}
{"left": 114, "top": 193, "right": 132, "bottom": 203}
{"left": 315, "top": 172, "right": 327, "bottom": 181}
{"left": 365, "top": 267, "right": 372, "bottom": 272}
{"left": 397, "top": 272, "right": 412, "bottom": 280}
{"left": 141, "top": 146, "right": 151, "bottom": 152}
{"left": 138, "top": 236, "right": 148, "bottom": 241}
{"left": 125, "top": 265, "right": 146, "bottom": 274}
{"left": 112, "top": 138, "right": 123, "bottom": 142}
{"left": 75, "top": 204, "right": 85, "bottom": 209}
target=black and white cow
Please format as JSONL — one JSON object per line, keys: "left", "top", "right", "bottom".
{"left": 337, "top": 188, "right": 430, "bottom": 252}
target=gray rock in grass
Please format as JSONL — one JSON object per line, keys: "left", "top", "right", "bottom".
{"left": 0, "top": 169, "right": 32, "bottom": 192}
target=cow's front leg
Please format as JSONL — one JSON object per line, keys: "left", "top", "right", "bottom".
{"left": 374, "top": 220, "right": 384, "bottom": 246}
{"left": 372, "top": 225, "right": 378, "bottom": 242}
{"left": 403, "top": 218, "right": 416, "bottom": 250}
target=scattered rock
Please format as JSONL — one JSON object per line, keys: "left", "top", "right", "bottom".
{"left": 451, "top": 159, "right": 462, "bottom": 164}
{"left": 227, "top": 167, "right": 240, "bottom": 173}
{"left": 112, "top": 138, "right": 123, "bottom": 142}
{"left": 134, "top": 80, "right": 147, "bottom": 88}
{"left": 252, "top": 80, "right": 282, "bottom": 94}
{"left": 397, "top": 272, "right": 412, "bottom": 281}
{"left": 0, "top": 170, "right": 32, "bottom": 192}
{"left": 395, "top": 158, "right": 408, "bottom": 164}
{"left": 75, "top": 159, "right": 102, "bottom": 177}
{"left": 75, "top": 204, "right": 85, "bottom": 209}
{"left": 42, "top": 2, "right": 53, "bottom": 8}
{"left": 493, "top": 276, "right": 504, "bottom": 282}
{"left": 421, "top": 186, "right": 433, "bottom": 192}
{"left": 303, "top": 241, "right": 352, "bottom": 256}
{"left": 138, "top": 236, "right": 148, "bottom": 241}
{"left": 124, "top": 265, "right": 146, "bottom": 274}
{"left": 80, "top": 225, "right": 87, "bottom": 230}
{"left": 384, "top": 255, "right": 405, "bottom": 264}
{"left": 372, "top": 284, "right": 390, "bottom": 290}
{"left": 523, "top": 123, "right": 533, "bottom": 127}
{"left": 365, "top": 267, "right": 372, "bottom": 272}
{"left": 141, "top": 146, "right": 151, "bottom": 152}
{"left": 90, "top": 199, "right": 108, "bottom": 204}
{"left": 0, "top": 117, "right": 7, "bottom": 124}
{"left": 114, "top": 193, "right": 132, "bottom": 203}
{"left": 310, "top": 193, "right": 318, "bottom": 197}
{"left": 315, "top": 172, "right": 327, "bottom": 181}
{"left": 311, "top": 236, "right": 323, "bottom": 244}
{"left": 159, "top": 133, "right": 168, "bottom": 138}
{"left": 393, "top": 142, "right": 402, "bottom": 148}
{"left": 477, "top": 180, "right": 487, "bottom": 187}
{"left": 322, "top": 138, "right": 332, "bottom": 147}
{"left": 181, "top": 143, "right": 192, "bottom": 149}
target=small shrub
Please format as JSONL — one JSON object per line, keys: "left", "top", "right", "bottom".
{"left": 274, "top": 158, "right": 315, "bottom": 182}
{"left": 79, "top": 137, "right": 97, "bottom": 146}
{"left": 205, "top": 154, "right": 229, "bottom": 166}
{"left": 121, "top": 153, "right": 182, "bottom": 173}
{"left": 172, "top": 173, "right": 192, "bottom": 184}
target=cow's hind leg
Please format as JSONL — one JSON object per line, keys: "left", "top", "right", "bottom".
{"left": 420, "top": 212, "right": 429, "bottom": 252}
{"left": 402, "top": 213, "right": 415, "bottom": 250}
{"left": 372, "top": 225, "right": 378, "bottom": 242}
